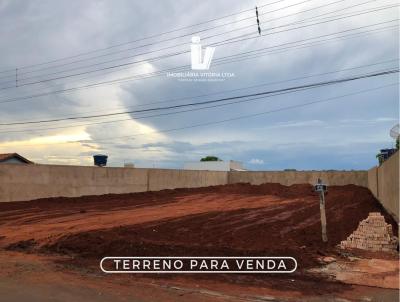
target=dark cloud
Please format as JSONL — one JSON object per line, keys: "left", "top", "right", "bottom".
{"left": 0, "top": 0, "right": 397, "bottom": 169}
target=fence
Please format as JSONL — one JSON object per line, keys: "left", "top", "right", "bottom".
{"left": 0, "top": 163, "right": 367, "bottom": 203}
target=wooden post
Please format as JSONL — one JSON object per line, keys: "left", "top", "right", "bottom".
{"left": 319, "top": 190, "right": 328, "bottom": 242}
{"left": 315, "top": 178, "right": 328, "bottom": 243}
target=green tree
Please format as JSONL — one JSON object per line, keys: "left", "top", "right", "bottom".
{"left": 376, "top": 153, "right": 384, "bottom": 165}
{"left": 200, "top": 156, "right": 221, "bottom": 162}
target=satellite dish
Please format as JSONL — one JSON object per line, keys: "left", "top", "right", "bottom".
{"left": 390, "top": 123, "right": 399, "bottom": 139}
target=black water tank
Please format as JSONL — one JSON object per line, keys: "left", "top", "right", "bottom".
{"left": 93, "top": 154, "right": 108, "bottom": 167}
{"left": 380, "top": 148, "right": 396, "bottom": 160}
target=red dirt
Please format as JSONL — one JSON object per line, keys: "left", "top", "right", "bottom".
{"left": 0, "top": 183, "right": 397, "bottom": 295}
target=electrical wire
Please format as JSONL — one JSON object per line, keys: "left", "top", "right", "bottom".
{"left": 9, "top": 0, "right": 376, "bottom": 83}
{"left": 2, "top": 57, "right": 395, "bottom": 127}
{"left": 0, "top": 20, "right": 396, "bottom": 107}
{"left": 1, "top": 69, "right": 397, "bottom": 126}
{"left": 0, "top": 1, "right": 393, "bottom": 88}
{"left": 0, "top": 17, "right": 398, "bottom": 96}
{"left": 0, "top": 0, "right": 298, "bottom": 75}
{"left": 0, "top": 82, "right": 396, "bottom": 148}
{"left": 2, "top": 56, "right": 398, "bottom": 126}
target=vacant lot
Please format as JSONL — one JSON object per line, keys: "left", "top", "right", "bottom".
{"left": 0, "top": 183, "right": 398, "bottom": 301}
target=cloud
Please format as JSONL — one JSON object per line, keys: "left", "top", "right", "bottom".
{"left": 249, "top": 158, "right": 264, "bottom": 165}
{"left": 0, "top": 0, "right": 397, "bottom": 169}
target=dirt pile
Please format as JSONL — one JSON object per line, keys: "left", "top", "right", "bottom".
{"left": 0, "top": 183, "right": 398, "bottom": 297}
{"left": 195, "top": 182, "right": 316, "bottom": 198}
{"left": 21, "top": 183, "right": 393, "bottom": 270}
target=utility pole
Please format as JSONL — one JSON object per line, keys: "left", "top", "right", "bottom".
{"left": 314, "top": 178, "right": 328, "bottom": 242}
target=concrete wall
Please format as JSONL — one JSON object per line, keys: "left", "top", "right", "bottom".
{"left": 368, "top": 151, "right": 399, "bottom": 222}
{"left": 0, "top": 164, "right": 149, "bottom": 202}
{"left": 0, "top": 162, "right": 379, "bottom": 204}
{"left": 183, "top": 160, "right": 244, "bottom": 171}
{"left": 0, "top": 163, "right": 368, "bottom": 203}
{"left": 228, "top": 170, "right": 368, "bottom": 186}
{"left": 148, "top": 169, "right": 228, "bottom": 191}
{"left": 367, "top": 167, "right": 378, "bottom": 198}
{"left": 0, "top": 164, "right": 228, "bottom": 203}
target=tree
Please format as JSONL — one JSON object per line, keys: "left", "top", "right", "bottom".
{"left": 376, "top": 153, "right": 383, "bottom": 165}
{"left": 200, "top": 156, "right": 221, "bottom": 162}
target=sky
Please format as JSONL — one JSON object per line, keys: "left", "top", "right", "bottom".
{"left": 0, "top": 0, "right": 398, "bottom": 170}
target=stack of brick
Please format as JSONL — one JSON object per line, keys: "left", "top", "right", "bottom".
{"left": 340, "top": 212, "right": 398, "bottom": 252}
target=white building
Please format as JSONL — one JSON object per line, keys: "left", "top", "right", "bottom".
{"left": 183, "top": 160, "right": 246, "bottom": 171}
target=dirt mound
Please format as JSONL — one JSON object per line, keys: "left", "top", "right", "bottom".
{"left": 2, "top": 182, "right": 397, "bottom": 295}
{"left": 201, "top": 182, "right": 316, "bottom": 198}
{"left": 40, "top": 184, "right": 396, "bottom": 271}
{"left": 0, "top": 183, "right": 316, "bottom": 226}
{"left": 0, "top": 183, "right": 314, "bottom": 212}
{"left": 6, "top": 239, "right": 37, "bottom": 252}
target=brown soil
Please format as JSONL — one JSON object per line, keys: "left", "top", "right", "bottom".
{"left": 1, "top": 250, "right": 397, "bottom": 302}
{"left": 0, "top": 183, "right": 397, "bottom": 296}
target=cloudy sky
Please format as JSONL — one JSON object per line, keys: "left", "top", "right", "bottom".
{"left": 0, "top": 0, "right": 398, "bottom": 170}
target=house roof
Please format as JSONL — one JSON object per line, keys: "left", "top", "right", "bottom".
{"left": 0, "top": 153, "right": 33, "bottom": 164}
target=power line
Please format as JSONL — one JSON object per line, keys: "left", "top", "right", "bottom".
{"left": 0, "top": 0, "right": 296, "bottom": 75}
{"left": 213, "top": 6, "right": 398, "bottom": 48}
{"left": 212, "top": 27, "right": 397, "bottom": 68}
{"left": 0, "top": 0, "right": 320, "bottom": 82}
{"left": 96, "top": 19, "right": 398, "bottom": 86}
{"left": 94, "top": 83, "right": 398, "bottom": 142}
{"left": 15, "top": 0, "right": 381, "bottom": 81}
{"left": 0, "top": 82, "right": 396, "bottom": 148}
{"left": 2, "top": 58, "right": 397, "bottom": 129}
{"left": 1, "top": 69, "right": 397, "bottom": 126}
{"left": 11, "top": 0, "right": 377, "bottom": 83}
{"left": 0, "top": 20, "right": 396, "bottom": 105}
{"left": 19, "top": 0, "right": 319, "bottom": 78}
{"left": 0, "top": 1, "right": 390, "bottom": 86}
{"left": 202, "top": 0, "right": 382, "bottom": 46}
{"left": 9, "top": 1, "right": 394, "bottom": 86}
{"left": 0, "top": 8, "right": 396, "bottom": 92}
{"left": 0, "top": 89, "right": 316, "bottom": 134}
{"left": 1, "top": 66, "right": 397, "bottom": 135}
{"left": 0, "top": 0, "right": 343, "bottom": 87}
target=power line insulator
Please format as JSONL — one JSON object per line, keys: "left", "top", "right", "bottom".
{"left": 256, "top": 6, "right": 261, "bottom": 35}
